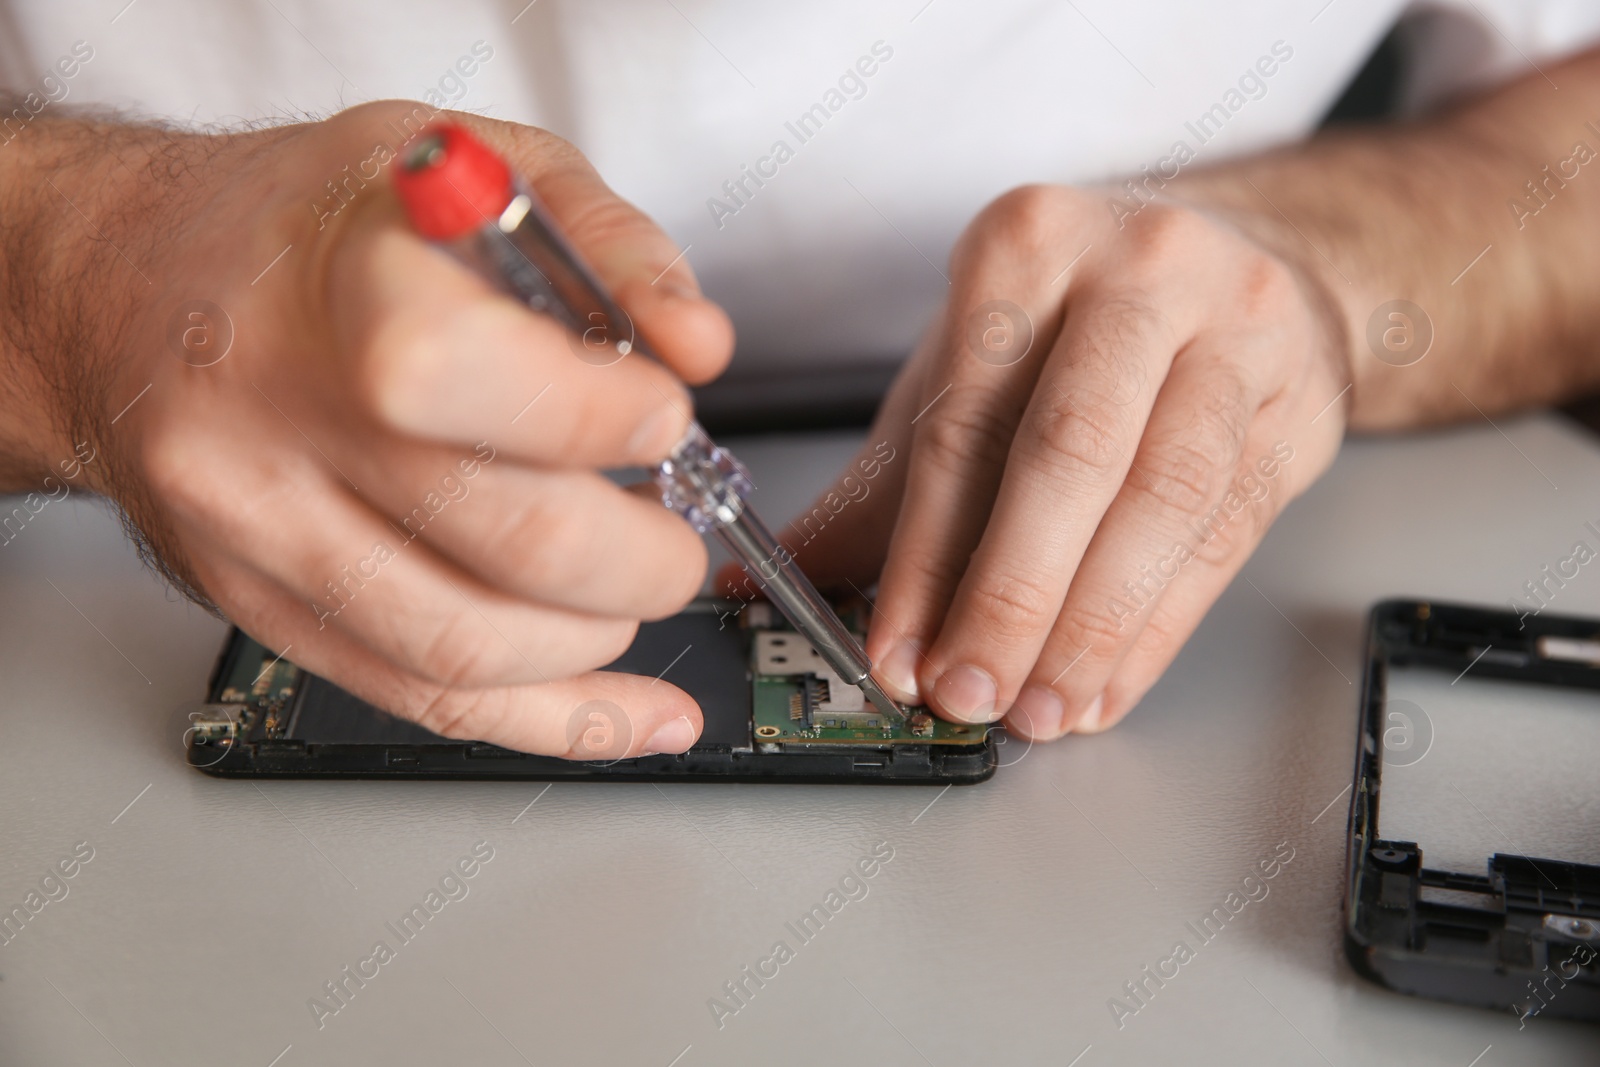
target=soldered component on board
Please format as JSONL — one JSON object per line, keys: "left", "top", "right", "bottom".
{"left": 750, "top": 625, "right": 983, "bottom": 747}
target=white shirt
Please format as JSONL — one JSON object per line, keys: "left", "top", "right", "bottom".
{"left": 3, "top": 0, "right": 1598, "bottom": 378}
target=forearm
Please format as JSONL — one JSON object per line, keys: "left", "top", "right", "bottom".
{"left": 0, "top": 110, "right": 217, "bottom": 491}
{"left": 1173, "top": 46, "right": 1600, "bottom": 431}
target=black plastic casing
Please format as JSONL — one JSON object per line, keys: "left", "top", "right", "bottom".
{"left": 1346, "top": 599, "right": 1600, "bottom": 1021}
{"left": 190, "top": 609, "right": 996, "bottom": 786}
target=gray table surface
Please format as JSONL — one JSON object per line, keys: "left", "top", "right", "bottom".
{"left": 2, "top": 415, "right": 1598, "bottom": 1066}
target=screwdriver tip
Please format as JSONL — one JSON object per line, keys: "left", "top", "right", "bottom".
{"left": 859, "top": 675, "right": 908, "bottom": 720}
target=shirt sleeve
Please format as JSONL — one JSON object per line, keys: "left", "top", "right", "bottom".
{"left": 0, "top": 2, "right": 39, "bottom": 93}
{"left": 1397, "top": 0, "right": 1600, "bottom": 114}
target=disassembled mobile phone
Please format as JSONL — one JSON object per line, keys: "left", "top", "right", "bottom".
{"left": 1346, "top": 599, "right": 1599, "bottom": 1020}
{"left": 186, "top": 599, "right": 994, "bottom": 785}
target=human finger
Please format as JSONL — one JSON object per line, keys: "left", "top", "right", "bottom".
{"left": 329, "top": 216, "right": 702, "bottom": 469}
{"left": 148, "top": 420, "right": 638, "bottom": 686}
{"left": 204, "top": 556, "right": 703, "bottom": 757}
{"left": 345, "top": 436, "right": 707, "bottom": 620}
{"left": 1003, "top": 351, "right": 1266, "bottom": 740}
{"left": 909, "top": 290, "right": 1182, "bottom": 723}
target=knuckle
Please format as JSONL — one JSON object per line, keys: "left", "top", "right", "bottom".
{"left": 558, "top": 194, "right": 657, "bottom": 260}
{"left": 1137, "top": 612, "right": 1182, "bottom": 660}
{"left": 1153, "top": 425, "right": 1235, "bottom": 506}
{"left": 464, "top": 489, "right": 703, "bottom": 617}
{"left": 140, "top": 419, "right": 278, "bottom": 527}
{"left": 513, "top": 123, "right": 581, "bottom": 164}
{"left": 1029, "top": 393, "right": 1127, "bottom": 483}
{"left": 982, "top": 184, "right": 1065, "bottom": 233}
{"left": 1121, "top": 204, "right": 1203, "bottom": 264}
{"left": 1065, "top": 296, "right": 1168, "bottom": 378}
{"left": 958, "top": 184, "right": 1075, "bottom": 268}
{"left": 403, "top": 687, "right": 526, "bottom": 746}
{"left": 409, "top": 609, "right": 503, "bottom": 686}
{"left": 916, "top": 401, "right": 1015, "bottom": 479}
{"left": 576, "top": 377, "right": 674, "bottom": 460}
{"left": 357, "top": 325, "right": 435, "bottom": 429}
{"left": 139, "top": 421, "right": 203, "bottom": 506}
{"left": 543, "top": 372, "right": 665, "bottom": 466}
{"left": 964, "top": 571, "right": 1060, "bottom": 642}
{"left": 1235, "top": 253, "right": 1300, "bottom": 319}
{"left": 890, "top": 549, "right": 969, "bottom": 609}
{"left": 476, "top": 495, "right": 586, "bottom": 593}
{"left": 1135, "top": 370, "right": 1253, "bottom": 517}
{"left": 1193, "top": 363, "right": 1255, "bottom": 433}
{"left": 1133, "top": 439, "right": 1216, "bottom": 516}
{"left": 1097, "top": 294, "right": 1163, "bottom": 347}
{"left": 1237, "top": 477, "right": 1283, "bottom": 538}
{"left": 1191, "top": 474, "right": 1278, "bottom": 568}
{"left": 331, "top": 99, "right": 442, "bottom": 143}
{"left": 1052, "top": 606, "right": 1127, "bottom": 664}
{"left": 405, "top": 687, "right": 479, "bottom": 741}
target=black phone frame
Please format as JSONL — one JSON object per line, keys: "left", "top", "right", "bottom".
{"left": 1346, "top": 599, "right": 1600, "bottom": 1022}
{"left": 188, "top": 622, "right": 996, "bottom": 787}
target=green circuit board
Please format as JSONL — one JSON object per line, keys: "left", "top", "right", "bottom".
{"left": 751, "top": 677, "right": 985, "bottom": 745}
{"left": 745, "top": 603, "right": 988, "bottom": 747}
{"left": 210, "top": 637, "right": 302, "bottom": 740}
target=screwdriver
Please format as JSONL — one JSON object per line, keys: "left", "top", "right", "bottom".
{"left": 392, "top": 123, "right": 906, "bottom": 722}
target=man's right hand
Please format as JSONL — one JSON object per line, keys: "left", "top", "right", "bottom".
{"left": 0, "top": 101, "right": 732, "bottom": 757}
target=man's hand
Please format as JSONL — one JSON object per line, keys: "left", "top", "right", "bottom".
{"left": 0, "top": 100, "right": 733, "bottom": 758}
{"left": 756, "top": 188, "right": 1347, "bottom": 739}
{"left": 733, "top": 47, "right": 1600, "bottom": 743}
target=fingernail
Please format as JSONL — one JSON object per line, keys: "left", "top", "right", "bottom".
{"left": 1072, "top": 694, "right": 1106, "bottom": 733}
{"left": 643, "top": 714, "right": 697, "bottom": 755}
{"left": 658, "top": 281, "right": 699, "bottom": 302}
{"left": 627, "top": 404, "right": 684, "bottom": 462}
{"left": 877, "top": 641, "right": 923, "bottom": 702}
{"left": 934, "top": 664, "right": 1000, "bottom": 723}
{"left": 1012, "top": 684, "right": 1065, "bottom": 738}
